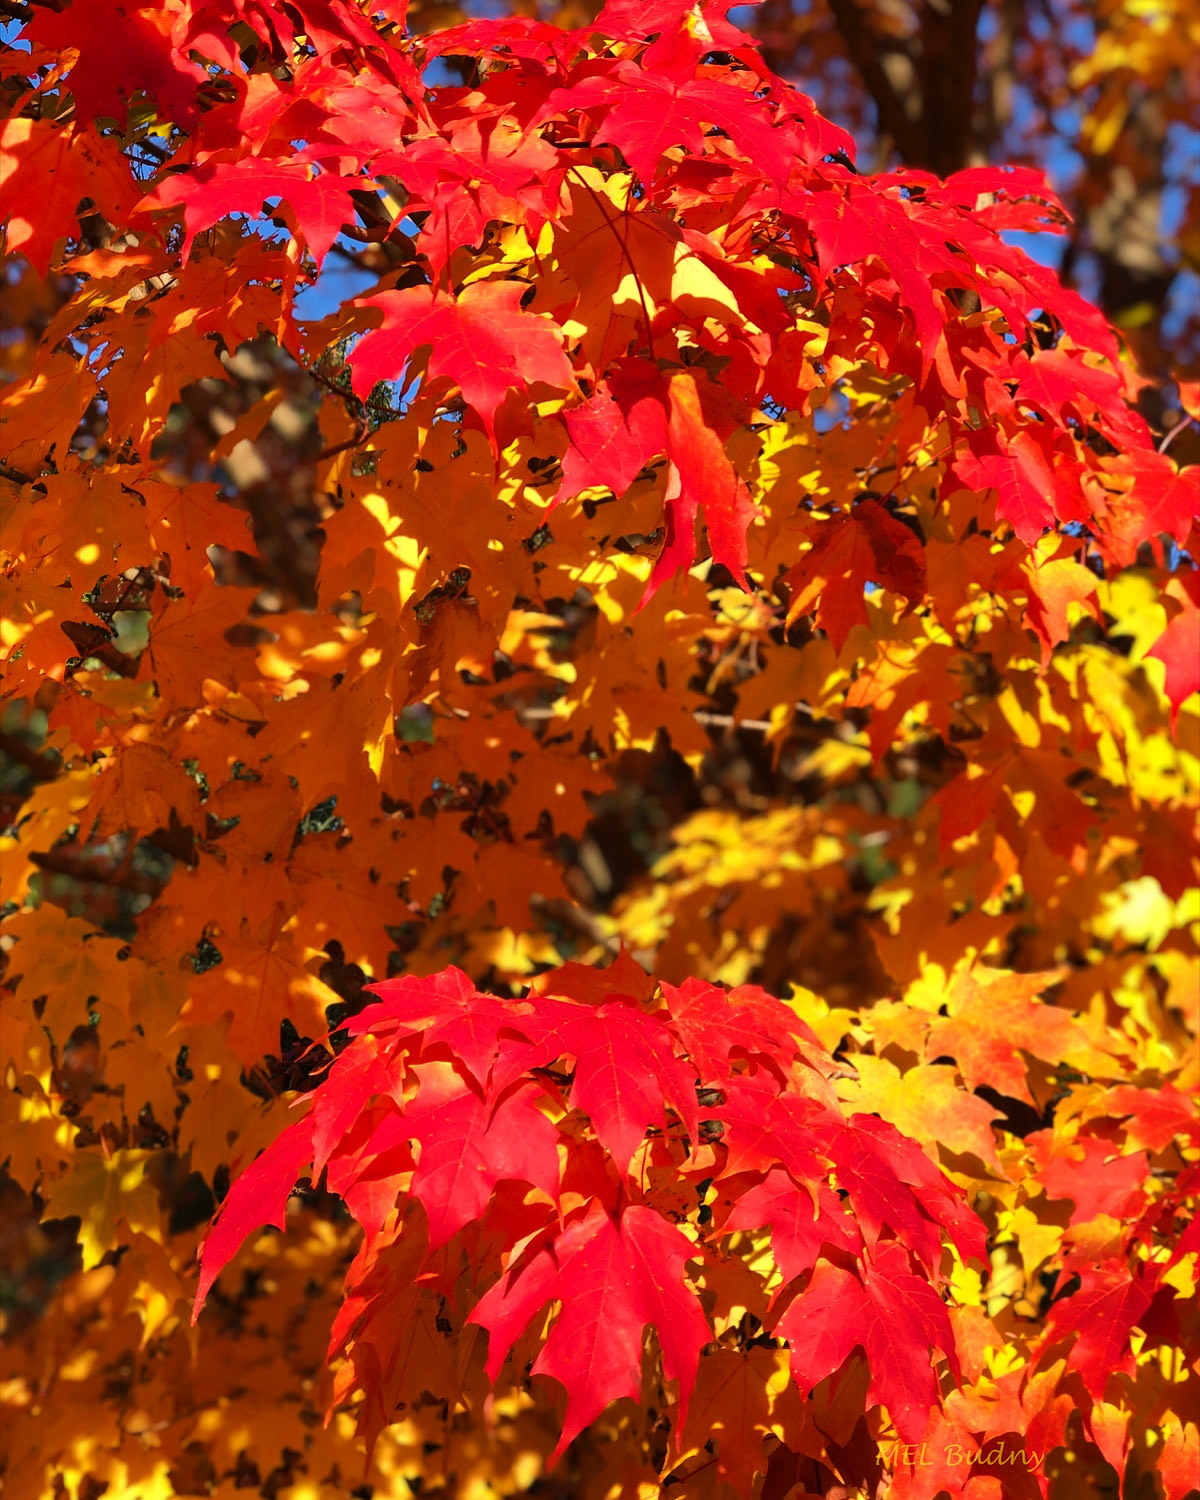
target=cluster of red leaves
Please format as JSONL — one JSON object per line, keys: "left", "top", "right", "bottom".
{"left": 197, "top": 957, "right": 984, "bottom": 1459}
{"left": 8, "top": 0, "right": 1195, "bottom": 626}
{"left": 197, "top": 954, "right": 1198, "bottom": 1489}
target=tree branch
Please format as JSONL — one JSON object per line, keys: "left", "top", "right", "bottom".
{"left": 825, "top": 0, "right": 921, "bottom": 162}
{"left": 29, "top": 846, "right": 168, "bottom": 897}
{"left": 0, "top": 732, "right": 61, "bottom": 783}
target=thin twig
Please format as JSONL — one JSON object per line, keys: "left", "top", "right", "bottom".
{"left": 508, "top": 703, "right": 813, "bottom": 734}
{"left": 1158, "top": 413, "right": 1196, "bottom": 455}
{"left": 29, "top": 848, "right": 168, "bottom": 897}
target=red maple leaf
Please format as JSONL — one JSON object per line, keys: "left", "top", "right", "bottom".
{"left": 354, "top": 966, "right": 522, "bottom": 1091}
{"left": 494, "top": 995, "right": 701, "bottom": 1171}
{"left": 155, "top": 157, "right": 362, "bottom": 266}
{"left": 718, "top": 1168, "right": 861, "bottom": 1281}
{"left": 363, "top": 968, "right": 700, "bottom": 1173}
{"left": 375, "top": 122, "right": 564, "bottom": 273}
{"left": 710, "top": 1071, "right": 834, "bottom": 1185}
{"left": 782, "top": 499, "right": 927, "bottom": 651}
{"left": 349, "top": 281, "right": 573, "bottom": 445}
{"left": 1031, "top": 1131, "right": 1149, "bottom": 1227}
{"left": 554, "top": 363, "right": 760, "bottom": 596}
{"left": 659, "top": 975, "right": 827, "bottom": 1085}
{"left": 543, "top": 42, "right": 793, "bottom": 188}
{"left": 557, "top": 361, "right": 668, "bottom": 506}
{"left": 1103, "top": 1084, "right": 1200, "bottom": 1154}
{"left": 596, "top": 0, "right": 758, "bottom": 51}
{"left": 193, "top": 1109, "right": 315, "bottom": 1313}
{"left": 23, "top": 2, "right": 206, "bottom": 125}
{"left": 469, "top": 1198, "right": 710, "bottom": 1461}
{"left": 1035, "top": 1259, "right": 1157, "bottom": 1398}
{"left": 654, "top": 369, "right": 758, "bottom": 596}
{"left": 774, "top": 1240, "right": 961, "bottom": 1443}
{"left": 323, "top": 1106, "right": 416, "bottom": 1241}
{"left": 402, "top": 1065, "right": 562, "bottom": 1249}
{"left": 1099, "top": 451, "right": 1200, "bottom": 564}
{"left": 0, "top": 121, "right": 139, "bottom": 275}
{"left": 1147, "top": 589, "right": 1200, "bottom": 722}
{"left": 826, "top": 1113, "right": 987, "bottom": 1269}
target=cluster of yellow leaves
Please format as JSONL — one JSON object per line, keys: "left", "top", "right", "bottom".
{"left": 1073, "top": 0, "right": 1200, "bottom": 157}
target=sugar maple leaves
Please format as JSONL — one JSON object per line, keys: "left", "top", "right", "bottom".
{"left": 350, "top": 282, "right": 573, "bottom": 447}
{"left": 107, "top": 0, "right": 1193, "bottom": 610}
{"left": 197, "top": 959, "right": 984, "bottom": 1461}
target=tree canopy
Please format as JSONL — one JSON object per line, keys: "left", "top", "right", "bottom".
{"left": 1, "top": 2, "right": 1197, "bottom": 1498}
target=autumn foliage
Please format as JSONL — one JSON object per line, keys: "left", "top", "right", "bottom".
{"left": 1, "top": 1, "right": 1198, "bottom": 1498}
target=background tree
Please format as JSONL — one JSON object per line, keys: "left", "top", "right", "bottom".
{"left": 1, "top": 2, "right": 1197, "bottom": 1499}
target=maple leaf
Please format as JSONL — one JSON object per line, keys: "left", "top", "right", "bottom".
{"left": 289, "top": 838, "right": 405, "bottom": 976}
{"left": 495, "top": 994, "right": 702, "bottom": 1171}
{"left": 942, "top": 1359, "right": 1075, "bottom": 1470}
{"left": 5, "top": 904, "right": 132, "bottom": 1043}
{"left": 556, "top": 361, "right": 668, "bottom": 506}
{"left": 543, "top": 46, "right": 794, "bottom": 188}
{"left": 825, "top": 1113, "right": 987, "bottom": 1269}
{"left": 349, "top": 281, "right": 573, "bottom": 446}
{"left": 183, "top": 921, "right": 341, "bottom": 1062}
{"left": 1100, "top": 452, "right": 1200, "bottom": 564}
{"left": 1032, "top": 1132, "right": 1150, "bottom": 1226}
{"left": 718, "top": 1168, "right": 861, "bottom": 1281}
{"left": 669, "top": 1346, "right": 809, "bottom": 1494}
{"left": 0, "top": 120, "right": 138, "bottom": 275}
{"left": 139, "top": 582, "right": 257, "bottom": 707}
{"left": 1157, "top": 1413, "right": 1200, "bottom": 1500}
{"left": 21, "top": 1, "right": 206, "bottom": 125}
{"left": 469, "top": 1198, "right": 710, "bottom": 1462}
{"left": 155, "top": 158, "right": 362, "bottom": 267}
{"left": 375, "top": 121, "right": 564, "bottom": 274}
{"left": 659, "top": 975, "right": 826, "bottom": 1084}
{"left": 710, "top": 1070, "right": 834, "bottom": 1185}
{"left": 798, "top": 179, "right": 989, "bottom": 368}
{"left": 1035, "top": 1258, "right": 1157, "bottom": 1398}
{"left": 596, "top": 0, "right": 759, "bottom": 52}
{"left": 1102, "top": 1084, "right": 1200, "bottom": 1154}
{"left": 837, "top": 1055, "right": 1004, "bottom": 1171}
{"left": 6, "top": 2, "right": 1199, "bottom": 1492}
{"left": 194, "top": 1111, "right": 314, "bottom": 1313}
{"left": 1147, "top": 589, "right": 1200, "bottom": 722}
{"left": 136, "top": 475, "right": 254, "bottom": 597}
{"left": 781, "top": 500, "right": 927, "bottom": 651}
{"left": 951, "top": 421, "right": 1091, "bottom": 542}
{"left": 652, "top": 368, "right": 758, "bottom": 597}
{"left": 934, "top": 759, "right": 1012, "bottom": 854}
{"left": 322, "top": 1105, "right": 416, "bottom": 1242}
{"left": 1020, "top": 552, "right": 1102, "bottom": 663}
{"left": 401, "top": 1063, "right": 561, "bottom": 1249}
{"left": 774, "top": 1240, "right": 961, "bottom": 1443}
{"left": 41, "top": 1149, "right": 162, "bottom": 1270}
{"left": 356, "top": 969, "right": 701, "bottom": 1176}
{"left": 309, "top": 1037, "right": 401, "bottom": 1179}
{"left": 87, "top": 741, "right": 205, "bottom": 841}
{"left": 923, "top": 966, "right": 1084, "bottom": 1104}
{"left": 357, "top": 967, "right": 522, "bottom": 1089}
{"left": 529, "top": 947, "right": 660, "bottom": 1010}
